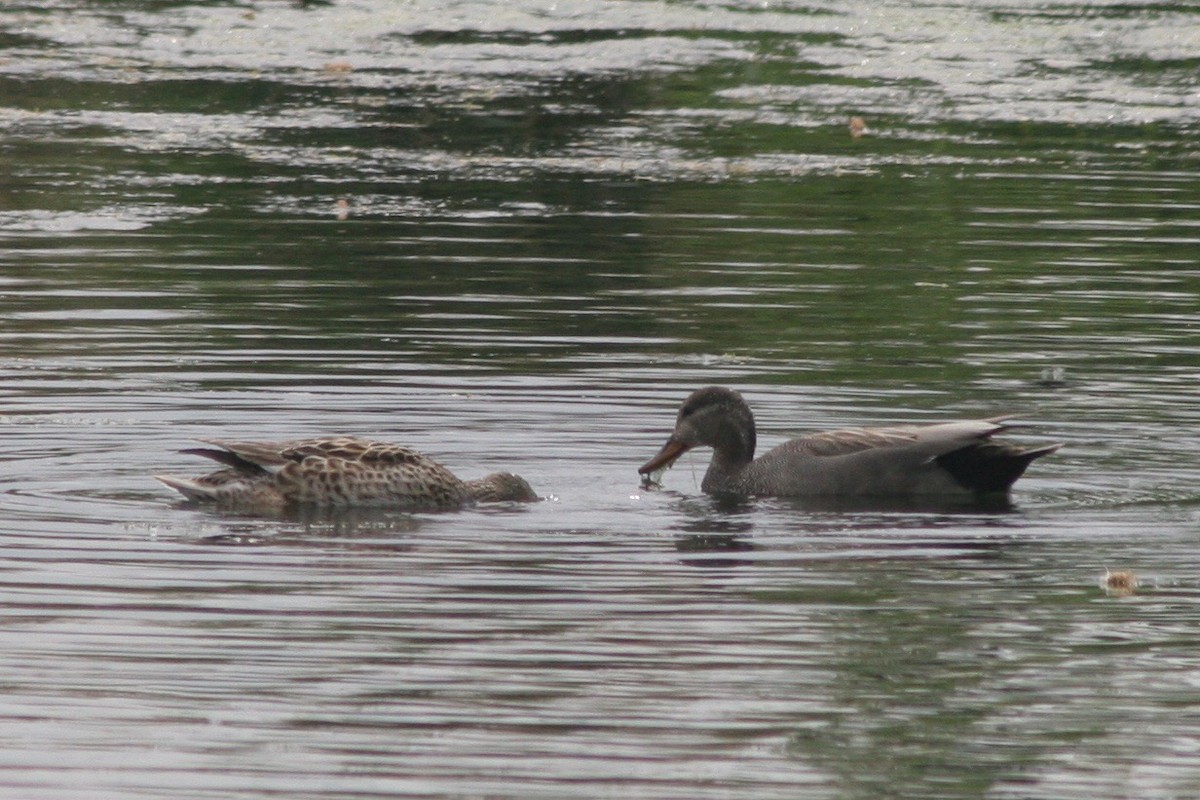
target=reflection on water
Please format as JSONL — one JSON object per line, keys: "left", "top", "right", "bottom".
{"left": 3, "top": 0, "right": 1200, "bottom": 798}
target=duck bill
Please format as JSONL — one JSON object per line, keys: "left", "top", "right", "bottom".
{"left": 639, "top": 436, "right": 692, "bottom": 475}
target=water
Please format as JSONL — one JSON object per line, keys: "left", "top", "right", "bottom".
{"left": 3, "top": 1, "right": 1200, "bottom": 797}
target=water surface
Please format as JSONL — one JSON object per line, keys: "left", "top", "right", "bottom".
{"left": 3, "top": 1, "right": 1200, "bottom": 798}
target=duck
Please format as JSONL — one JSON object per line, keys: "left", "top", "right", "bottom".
{"left": 156, "top": 436, "right": 538, "bottom": 513}
{"left": 639, "top": 386, "right": 1059, "bottom": 498}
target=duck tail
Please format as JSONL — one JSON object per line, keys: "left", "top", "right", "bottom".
{"left": 936, "top": 441, "right": 1062, "bottom": 494}
{"left": 155, "top": 474, "right": 219, "bottom": 503}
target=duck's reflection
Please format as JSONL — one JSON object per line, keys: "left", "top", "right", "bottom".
{"left": 663, "top": 488, "right": 1021, "bottom": 567}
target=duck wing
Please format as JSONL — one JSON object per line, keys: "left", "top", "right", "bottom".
{"left": 178, "top": 439, "right": 291, "bottom": 475}
{"left": 278, "top": 438, "right": 429, "bottom": 466}
{"left": 791, "top": 418, "right": 1009, "bottom": 458}
{"left": 746, "top": 417, "right": 1055, "bottom": 496}
{"left": 802, "top": 418, "right": 1060, "bottom": 493}
{"left": 182, "top": 437, "right": 429, "bottom": 475}
{"left": 272, "top": 438, "right": 465, "bottom": 507}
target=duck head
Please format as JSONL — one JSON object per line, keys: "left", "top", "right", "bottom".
{"left": 464, "top": 471, "right": 539, "bottom": 503}
{"left": 639, "top": 386, "right": 757, "bottom": 477}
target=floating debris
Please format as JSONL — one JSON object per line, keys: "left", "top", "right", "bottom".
{"left": 1102, "top": 569, "right": 1138, "bottom": 596}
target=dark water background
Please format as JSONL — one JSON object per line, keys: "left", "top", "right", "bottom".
{"left": 3, "top": 1, "right": 1200, "bottom": 797}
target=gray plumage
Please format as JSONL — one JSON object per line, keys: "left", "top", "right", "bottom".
{"left": 640, "top": 386, "right": 1059, "bottom": 498}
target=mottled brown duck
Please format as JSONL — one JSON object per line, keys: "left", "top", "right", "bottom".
{"left": 157, "top": 437, "right": 537, "bottom": 513}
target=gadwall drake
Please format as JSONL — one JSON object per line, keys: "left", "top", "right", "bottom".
{"left": 157, "top": 437, "right": 537, "bottom": 513}
{"left": 639, "top": 386, "right": 1059, "bottom": 498}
